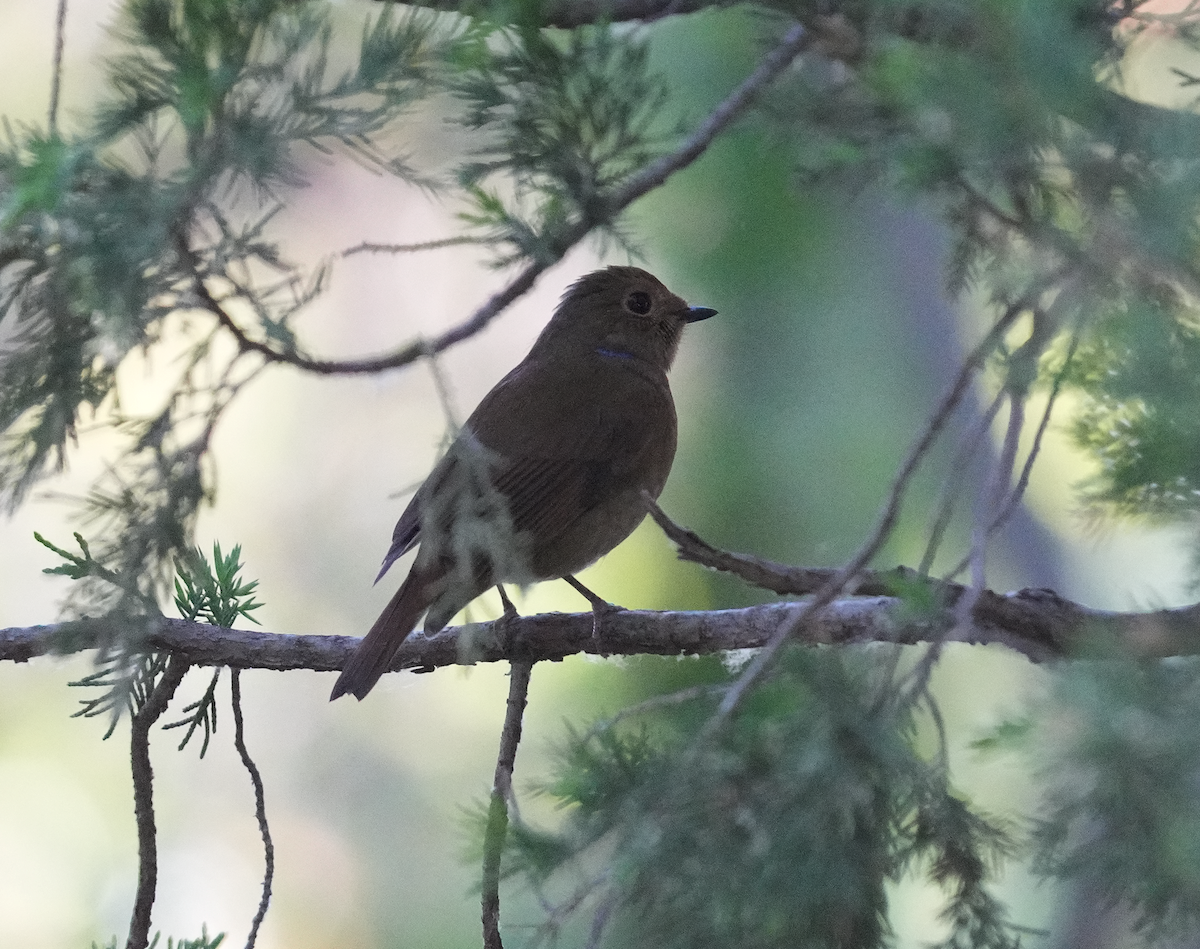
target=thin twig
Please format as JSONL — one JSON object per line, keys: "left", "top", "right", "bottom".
{"left": 48, "top": 0, "right": 69, "bottom": 136}
{"left": 951, "top": 328, "right": 1082, "bottom": 577}
{"left": 904, "top": 386, "right": 1029, "bottom": 701}
{"left": 977, "top": 391, "right": 1027, "bottom": 588}
{"left": 699, "top": 294, "right": 1033, "bottom": 734}
{"left": 524, "top": 873, "right": 612, "bottom": 948}
{"left": 642, "top": 494, "right": 876, "bottom": 596}
{"left": 957, "top": 173, "right": 1025, "bottom": 230}
{"left": 604, "top": 23, "right": 810, "bottom": 211}
{"left": 923, "top": 687, "right": 950, "bottom": 775}
{"left": 990, "top": 387, "right": 1063, "bottom": 542}
{"left": 424, "top": 337, "right": 464, "bottom": 434}
{"left": 231, "top": 669, "right": 274, "bottom": 949}
{"left": 483, "top": 659, "right": 535, "bottom": 949}
{"left": 341, "top": 236, "right": 489, "bottom": 257}
{"left": 585, "top": 890, "right": 618, "bottom": 949}
{"left": 918, "top": 388, "right": 1006, "bottom": 576}
{"left": 126, "top": 654, "right": 191, "bottom": 949}
{"left": 581, "top": 683, "right": 729, "bottom": 743}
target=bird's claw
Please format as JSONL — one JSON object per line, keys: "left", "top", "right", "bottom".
{"left": 588, "top": 599, "right": 623, "bottom": 655}
{"left": 493, "top": 584, "right": 521, "bottom": 654}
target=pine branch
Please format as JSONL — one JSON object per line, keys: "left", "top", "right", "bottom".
{"left": 181, "top": 22, "right": 811, "bottom": 377}
{"left": 379, "top": 0, "right": 1200, "bottom": 161}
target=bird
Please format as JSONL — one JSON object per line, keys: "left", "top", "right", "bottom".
{"left": 330, "top": 266, "right": 716, "bottom": 701}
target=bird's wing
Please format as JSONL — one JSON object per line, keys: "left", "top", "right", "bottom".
{"left": 376, "top": 355, "right": 673, "bottom": 581}
{"left": 467, "top": 356, "right": 673, "bottom": 544}
{"left": 375, "top": 492, "right": 422, "bottom": 582}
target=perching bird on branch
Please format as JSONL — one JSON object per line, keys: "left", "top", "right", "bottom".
{"left": 330, "top": 266, "right": 716, "bottom": 700}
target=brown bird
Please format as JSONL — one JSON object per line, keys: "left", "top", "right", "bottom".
{"left": 330, "top": 266, "right": 716, "bottom": 700}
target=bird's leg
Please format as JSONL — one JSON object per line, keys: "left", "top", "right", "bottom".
{"left": 496, "top": 584, "right": 519, "bottom": 619}
{"left": 563, "top": 575, "right": 621, "bottom": 652}
{"left": 562, "top": 574, "right": 621, "bottom": 613}
{"left": 494, "top": 584, "right": 521, "bottom": 654}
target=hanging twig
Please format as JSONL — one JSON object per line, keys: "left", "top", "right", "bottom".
{"left": 918, "top": 388, "right": 1007, "bottom": 577}
{"left": 942, "top": 329, "right": 1082, "bottom": 582}
{"left": 903, "top": 387, "right": 1029, "bottom": 702}
{"left": 584, "top": 890, "right": 618, "bottom": 949}
{"left": 482, "top": 659, "right": 535, "bottom": 949}
{"left": 581, "top": 683, "right": 729, "bottom": 743}
{"left": 47, "top": 0, "right": 69, "bottom": 136}
{"left": 126, "top": 654, "right": 191, "bottom": 949}
{"left": 231, "top": 669, "right": 274, "bottom": 949}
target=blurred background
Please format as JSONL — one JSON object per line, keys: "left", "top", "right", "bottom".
{"left": 0, "top": 1, "right": 1195, "bottom": 946}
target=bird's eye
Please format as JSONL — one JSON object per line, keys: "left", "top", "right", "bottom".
{"left": 625, "top": 291, "right": 652, "bottom": 315}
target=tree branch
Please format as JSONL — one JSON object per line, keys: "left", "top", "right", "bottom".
{"left": 6, "top": 586, "right": 1200, "bottom": 674}
{"left": 341, "top": 236, "right": 489, "bottom": 257}
{"left": 640, "top": 497, "right": 1195, "bottom": 664}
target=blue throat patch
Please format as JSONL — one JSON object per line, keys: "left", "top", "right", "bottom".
{"left": 596, "top": 347, "right": 634, "bottom": 360}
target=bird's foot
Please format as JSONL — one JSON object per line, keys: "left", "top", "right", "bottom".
{"left": 563, "top": 575, "right": 623, "bottom": 655}
{"left": 496, "top": 583, "right": 520, "bottom": 620}
{"left": 588, "top": 600, "right": 623, "bottom": 655}
{"left": 493, "top": 584, "right": 521, "bottom": 654}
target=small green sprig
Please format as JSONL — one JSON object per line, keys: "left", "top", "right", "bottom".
{"left": 164, "top": 544, "right": 262, "bottom": 755}
{"left": 36, "top": 530, "right": 122, "bottom": 585}
{"left": 35, "top": 528, "right": 158, "bottom": 618}
{"left": 164, "top": 669, "right": 222, "bottom": 757}
{"left": 174, "top": 542, "right": 263, "bottom": 628}
{"left": 72, "top": 651, "right": 170, "bottom": 739}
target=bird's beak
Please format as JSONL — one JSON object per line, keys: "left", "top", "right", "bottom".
{"left": 685, "top": 306, "right": 718, "bottom": 323}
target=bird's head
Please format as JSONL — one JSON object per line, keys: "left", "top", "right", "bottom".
{"left": 532, "top": 266, "right": 716, "bottom": 370}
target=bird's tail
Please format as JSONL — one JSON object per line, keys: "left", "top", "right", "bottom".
{"left": 330, "top": 569, "right": 433, "bottom": 701}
